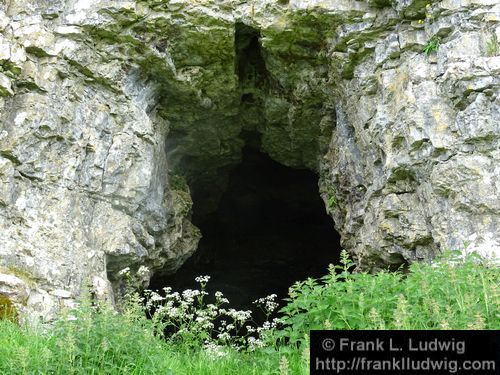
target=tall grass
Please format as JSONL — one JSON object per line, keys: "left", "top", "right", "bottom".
{"left": 0, "top": 251, "right": 498, "bottom": 374}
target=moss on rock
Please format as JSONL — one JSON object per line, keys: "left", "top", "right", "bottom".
{"left": 0, "top": 294, "right": 18, "bottom": 322}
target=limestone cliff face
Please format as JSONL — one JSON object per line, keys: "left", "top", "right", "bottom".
{"left": 0, "top": 0, "right": 498, "bottom": 318}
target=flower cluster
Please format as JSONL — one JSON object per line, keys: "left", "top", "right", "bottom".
{"left": 203, "top": 341, "right": 228, "bottom": 359}
{"left": 194, "top": 275, "right": 210, "bottom": 284}
{"left": 254, "top": 294, "right": 279, "bottom": 314}
{"left": 118, "top": 267, "right": 131, "bottom": 276}
{"left": 142, "top": 275, "right": 282, "bottom": 355}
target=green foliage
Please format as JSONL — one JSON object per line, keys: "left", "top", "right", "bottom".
{"left": 486, "top": 33, "right": 499, "bottom": 57}
{"left": 423, "top": 36, "right": 440, "bottom": 55}
{"left": 0, "top": 316, "right": 287, "bottom": 375}
{"left": 322, "top": 187, "right": 337, "bottom": 211}
{"left": 0, "top": 251, "right": 497, "bottom": 374}
{"left": 0, "top": 280, "right": 286, "bottom": 375}
{"left": 278, "top": 250, "right": 499, "bottom": 347}
{"left": 0, "top": 298, "right": 175, "bottom": 374}
{"left": 327, "top": 195, "right": 337, "bottom": 210}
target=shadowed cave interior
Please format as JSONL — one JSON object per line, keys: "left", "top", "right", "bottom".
{"left": 148, "top": 23, "right": 342, "bottom": 311}
{"left": 149, "top": 140, "right": 342, "bottom": 311}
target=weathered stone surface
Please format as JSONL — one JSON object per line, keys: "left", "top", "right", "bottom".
{"left": 0, "top": 0, "right": 498, "bottom": 317}
{"left": 320, "top": 1, "right": 500, "bottom": 269}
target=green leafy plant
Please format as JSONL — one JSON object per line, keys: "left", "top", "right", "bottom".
{"left": 327, "top": 194, "right": 337, "bottom": 210}
{"left": 322, "top": 186, "right": 338, "bottom": 211}
{"left": 423, "top": 36, "right": 440, "bottom": 55}
{"left": 277, "top": 250, "right": 499, "bottom": 348}
{"left": 486, "top": 33, "right": 499, "bottom": 57}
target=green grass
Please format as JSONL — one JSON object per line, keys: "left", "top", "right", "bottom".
{"left": 486, "top": 33, "right": 499, "bottom": 56}
{"left": 0, "top": 251, "right": 498, "bottom": 374}
{"left": 0, "top": 316, "right": 293, "bottom": 375}
{"left": 423, "top": 36, "right": 440, "bottom": 55}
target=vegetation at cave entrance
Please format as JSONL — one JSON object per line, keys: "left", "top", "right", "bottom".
{"left": 0, "top": 251, "right": 498, "bottom": 374}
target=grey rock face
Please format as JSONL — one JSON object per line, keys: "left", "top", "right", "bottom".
{"left": 0, "top": 0, "right": 498, "bottom": 318}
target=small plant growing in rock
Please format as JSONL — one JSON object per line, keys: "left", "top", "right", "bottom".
{"left": 423, "top": 36, "right": 440, "bottom": 55}
{"left": 322, "top": 187, "right": 337, "bottom": 211}
{"left": 485, "top": 33, "right": 499, "bottom": 56}
{"left": 327, "top": 194, "right": 337, "bottom": 210}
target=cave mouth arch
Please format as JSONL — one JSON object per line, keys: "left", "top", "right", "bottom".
{"left": 149, "top": 138, "right": 342, "bottom": 311}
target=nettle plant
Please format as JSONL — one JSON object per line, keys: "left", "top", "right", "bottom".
{"left": 139, "top": 276, "right": 282, "bottom": 356}
{"left": 276, "top": 249, "right": 499, "bottom": 346}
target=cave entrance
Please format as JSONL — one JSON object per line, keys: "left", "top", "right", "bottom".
{"left": 148, "top": 23, "right": 342, "bottom": 311}
{"left": 149, "top": 139, "right": 342, "bottom": 310}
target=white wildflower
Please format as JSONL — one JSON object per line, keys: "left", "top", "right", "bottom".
{"left": 204, "top": 341, "right": 228, "bottom": 359}
{"left": 149, "top": 292, "right": 165, "bottom": 302}
{"left": 195, "top": 316, "right": 206, "bottom": 323}
{"left": 137, "top": 266, "right": 150, "bottom": 278}
{"left": 217, "top": 332, "right": 231, "bottom": 341}
{"left": 247, "top": 336, "right": 264, "bottom": 351}
{"left": 167, "top": 292, "right": 180, "bottom": 300}
{"left": 226, "top": 308, "right": 252, "bottom": 322}
{"left": 182, "top": 289, "right": 201, "bottom": 303}
{"left": 195, "top": 275, "right": 211, "bottom": 283}
{"left": 254, "top": 294, "right": 279, "bottom": 312}
{"left": 118, "top": 267, "right": 130, "bottom": 276}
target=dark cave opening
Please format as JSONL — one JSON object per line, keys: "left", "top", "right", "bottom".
{"left": 235, "top": 22, "right": 269, "bottom": 92}
{"left": 149, "top": 139, "right": 342, "bottom": 311}
{"left": 148, "top": 23, "right": 342, "bottom": 312}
